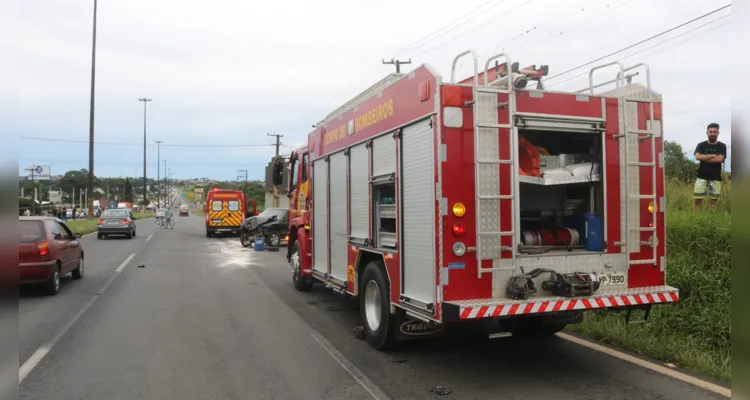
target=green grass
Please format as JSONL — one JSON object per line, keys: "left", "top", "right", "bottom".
{"left": 567, "top": 179, "right": 732, "bottom": 382}
{"left": 65, "top": 212, "right": 155, "bottom": 235}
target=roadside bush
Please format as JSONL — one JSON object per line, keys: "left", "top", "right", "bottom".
{"left": 568, "top": 182, "right": 731, "bottom": 382}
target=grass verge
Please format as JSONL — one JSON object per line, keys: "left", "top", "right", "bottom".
{"left": 567, "top": 202, "right": 731, "bottom": 383}
{"left": 65, "top": 212, "right": 155, "bottom": 235}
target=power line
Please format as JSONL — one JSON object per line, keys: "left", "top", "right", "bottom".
{"left": 271, "top": 0, "right": 519, "bottom": 134}
{"left": 392, "top": 0, "right": 510, "bottom": 57}
{"left": 547, "top": 14, "right": 730, "bottom": 88}
{"left": 545, "top": 4, "right": 731, "bottom": 82}
{"left": 410, "top": 0, "right": 534, "bottom": 58}
{"left": 19, "top": 136, "right": 275, "bottom": 147}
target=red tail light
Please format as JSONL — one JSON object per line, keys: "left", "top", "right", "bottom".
{"left": 98, "top": 219, "right": 105, "bottom": 224}
{"left": 452, "top": 223, "right": 466, "bottom": 236}
{"left": 38, "top": 241, "right": 49, "bottom": 256}
{"left": 122, "top": 219, "right": 130, "bottom": 224}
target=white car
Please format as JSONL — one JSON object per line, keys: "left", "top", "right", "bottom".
{"left": 155, "top": 209, "right": 166, "bottom": 218}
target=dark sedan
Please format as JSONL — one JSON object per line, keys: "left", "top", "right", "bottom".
{"left": 97, "top": 209, "right": 137, "bottom": 239}
{"left": 240, "top": 208, "right": 289, "bottom": 247}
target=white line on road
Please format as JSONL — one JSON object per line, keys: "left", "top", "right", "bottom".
{"left": 557, "top": 333, "right": 731, "bottom": 398}
{"left": 310, "top": 332, "right": 390, "bottom": 400}
{"left": 20, "top": 252, "right": 136, "bottom": 383}
{"left": 115, "top": 253, "right": 136, "bottom": 273}
{"left": 146, "top": 233, "right": 154, "bottom": 242}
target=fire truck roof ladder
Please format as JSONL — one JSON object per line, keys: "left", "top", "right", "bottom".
{"left": 587, "top": 61, "right": 657, "bottom": 266}
{"left": 451, "top": 50, "right": 519, "bottom": 279}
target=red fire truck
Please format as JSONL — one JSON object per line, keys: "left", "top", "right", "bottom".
{"left": 285, "top": 50, "right": 678, "bottom": 350}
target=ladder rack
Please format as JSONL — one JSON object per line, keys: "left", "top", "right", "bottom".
{"left": 451, "top": 50, "right": 519, "bottom": 279}
{"left": 586, "top": 61, "right": 658, "bottom": 266}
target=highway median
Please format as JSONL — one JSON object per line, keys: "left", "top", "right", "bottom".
{"left": 65, "top": 212, "right": 156, "bottom": 235}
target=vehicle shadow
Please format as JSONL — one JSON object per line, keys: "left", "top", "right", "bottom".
{"left": 19, "top": 277, "right": 74, "bottom": 298}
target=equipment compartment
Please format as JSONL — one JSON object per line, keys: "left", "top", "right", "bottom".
{"left": 517, "top": 129, "right": 605, "bottom": 256}
{"left": 372, "top": 182, "right": 397, "bottom": 249}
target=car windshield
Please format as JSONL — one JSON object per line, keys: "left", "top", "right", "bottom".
{"left": 103, "top": 210, "right": 128, "bottom": 218}
{"left": 19, "top": 220, "right": 44, "bottom": 243}
{"left": 259, "top": 208, "right": 286, "bottom": 219}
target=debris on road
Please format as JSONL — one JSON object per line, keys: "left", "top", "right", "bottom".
{"left": 353, "top": 326, "right": 364, "bottom": 340}
{"left": 137, "top": 264, "right": 145, "bottom": 268}
{"left": 430, "top": 386, "right": 452, "bottom": 395}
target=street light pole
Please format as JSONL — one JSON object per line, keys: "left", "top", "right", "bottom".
{"left": 155, "top": 140, "right": 163, "bottom": 207}
{"left": 138, "top": 97, "right": 152, "bottom": 207}
{"left": 87, "top": 0, "right": 98, "bottom": 220}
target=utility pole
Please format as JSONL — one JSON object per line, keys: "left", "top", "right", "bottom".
{"left": 25, "top": 167, "right": 36, "bottom": 215}
{"left": 382, "top": 58, "right": 411, "bottom": 73}
{"left": 166, "top": 169, "right": 170, "bottom": 206}
{"left": 163, "top": 160, "right": 167, "bottom": 207}
{"left": 267, "top": 133, "right": 283, "bottom": 207}
{"left": 87, "top": 0, "right": 98, "bottom": 220}
{"left": 155, "top": 140, "right": 163, "bottom": 207}
{"left": 138, "top": 97, "right": 152, "bottom": 208}
{"left": 237, "top": 168, "right": 248, "bottom": 197}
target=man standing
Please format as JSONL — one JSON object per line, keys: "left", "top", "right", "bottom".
{"left": 693, "top": 122, "right": 727, "bottom": 211}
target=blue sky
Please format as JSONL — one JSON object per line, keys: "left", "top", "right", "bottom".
{"left": 8, "top": 0, "right": 732, "bottom": 181}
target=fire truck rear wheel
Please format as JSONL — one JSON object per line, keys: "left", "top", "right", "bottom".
{"left": 360, "top": 261, "right": 396, "bottom": 350}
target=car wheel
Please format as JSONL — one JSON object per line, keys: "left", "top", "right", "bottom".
{"left": 45, "top": 266, "right": 61, "bottom": 295}
{"left": 240, "top": 230, "right": 252, "bottom": 247}
{"left": 97, "top": 233, "right": 103, "bottom": 239}
{"left": 268, "top": 232, "right": 280, "bottom": 247}
{"left": 72, "top": 257, "right": 84, "bottom": 279}
{"left": 133, "top": 228, "right": 136, "bottom": 237}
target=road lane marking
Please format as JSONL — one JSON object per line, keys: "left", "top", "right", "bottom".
{"left": 557, "top": 332, "right": 731, "bottom": 398}
{"left": 20, "top": 252, "right": 136, "bottom": 383}
{"left": 310, "top": 332, "right": 390, "bottom": 400}
{"left": 115, "top": 253, "right": 136, "bottom": 273}
{"left": 146, "top": 233, "right": 154, "bottom": 242}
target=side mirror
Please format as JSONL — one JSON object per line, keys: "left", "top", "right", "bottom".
{"left": 269, "top": 215, "right": 278, "bottom": 222}
{"left": 74, "top": 233, "right": 82, "bottom": 239}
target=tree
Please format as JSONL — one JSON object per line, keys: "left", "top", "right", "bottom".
{"left": 59, "top": 169, "right": 89, "bottom": 200}
{"left": 664, "top": 141, "right": 698, "bottom": 184}
{"left": 124, "top": 178, "right": 133, "bottom": 202}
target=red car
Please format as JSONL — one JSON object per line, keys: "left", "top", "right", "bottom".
{"left": 19, "top": 217, "right": 84, "bottom": 295}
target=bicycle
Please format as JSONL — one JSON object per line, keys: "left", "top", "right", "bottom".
{"left": 155, "top": 216, "right": 174, "bottom": 230}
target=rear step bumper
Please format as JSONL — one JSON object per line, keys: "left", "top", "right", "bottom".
{"left": 442, "top": 285, "right": 678, "bottom": 322}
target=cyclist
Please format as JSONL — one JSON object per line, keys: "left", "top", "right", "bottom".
{"left": 164, "top": 207, "right": 173, "bottom": 226}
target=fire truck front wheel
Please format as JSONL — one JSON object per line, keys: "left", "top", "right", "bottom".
{"left": 291, "top": 242, "right": 313, "bottom": 292}
{"left": 360, "top": 262, "right": 396, "bottom": 350}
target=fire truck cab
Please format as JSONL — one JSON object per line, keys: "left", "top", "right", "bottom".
{"left": 286, "top": 50, "right": 678, "bottom": 350}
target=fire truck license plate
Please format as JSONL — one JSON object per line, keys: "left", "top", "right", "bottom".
{"left": 600, "top": 271, "right": 626, "bottom": 286}
{"left": 212, "top": 219, "right": 222, "bottom": 223}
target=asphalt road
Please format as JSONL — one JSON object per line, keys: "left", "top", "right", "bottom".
{"left": 19, "top": 213, "right": 729, "bottom": 400}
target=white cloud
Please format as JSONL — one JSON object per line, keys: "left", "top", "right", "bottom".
{"left": 6, "top": 0, "right": 732, "bottom": 179}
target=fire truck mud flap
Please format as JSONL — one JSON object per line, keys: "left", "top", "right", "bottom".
{"left": 440, "top": 285, "right": 678, "bottom": 322}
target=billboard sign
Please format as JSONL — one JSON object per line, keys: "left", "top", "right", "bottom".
{"left": 27, "top": 164, "right": 50, "bottom": 180}
{"left": 194, "top": 188, "right": 204, "bottom": 194}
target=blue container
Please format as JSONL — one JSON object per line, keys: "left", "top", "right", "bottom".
{"left": 585, "top": 213, "right": 604, "bottom": 251}
{"left": 253, "top": 237, "right": 265, "bottom": 251}
{"left": 563, "top": 214, "right": 588, "bottom": 247}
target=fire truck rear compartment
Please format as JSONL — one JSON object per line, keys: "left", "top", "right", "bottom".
{"left": 517, "top": 129, "right": 604, "bottom": 256}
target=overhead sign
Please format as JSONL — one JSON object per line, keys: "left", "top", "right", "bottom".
{"left": 194, "top": 188, "right": 204, "bottom": 194}
{"left": 27, "top": 164, "right": 50, "bottom": 180}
